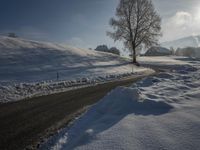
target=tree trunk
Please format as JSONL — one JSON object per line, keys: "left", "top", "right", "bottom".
{"left": 132, "top": 48, "right": 136, "bottom": 63}
{"left": 132, "top": 42, "right": 137, "bottom": 64}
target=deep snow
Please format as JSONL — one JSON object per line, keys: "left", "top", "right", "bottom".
{"left": 40, "top": 56, "right": 200, "bottom": 150}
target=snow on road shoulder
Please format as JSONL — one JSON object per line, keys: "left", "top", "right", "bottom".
{"left": 40, "top": 86, "right": 174, "bottom": 150}
{"left": 40, "top": 57, "right": 200, "bottom": 150}
{"left": 0, "top": 69, "right": 152, "bottom": 103}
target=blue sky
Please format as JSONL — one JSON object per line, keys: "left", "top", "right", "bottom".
{"left": 0, "top": 0, "right": 200, "bottom": 49}
{"left": 0, "top": 0, "right": 118, "bottom": 49}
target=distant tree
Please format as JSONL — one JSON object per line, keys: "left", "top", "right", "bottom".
{"left": 95, "top": 45, "right": 121, "bottom": 55}
{"left": 175, "top": 47, "right": 181, "bottom": 56}
{"left": 170, "top": 47, "right": 175, "bottom": 55}
{"left": 95, "top": 45, "right": 109, "bottom": 52}
{"left": 175, "top": 47, "right": 196, "bottom": 57}
{"left": 109, "top": 47, "right": 120, "bottom": 55}
{"left": 8, "top": 33, "right": 18, "bottom": 38}
{"left": 107, "top": 0, "right": 162, "bottom": 63}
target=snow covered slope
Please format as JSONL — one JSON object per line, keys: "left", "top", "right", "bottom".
{"left": 40, "top": 57, "right": 200, "bottom": 150}
{"left": 0, "top": 36, "right": 146, "bottom": 85}
{"left": 161, "top": 35, "right": 200, "bottom": 49}
{"left": 0, "top": 36, "right": 153, "bottom": 103}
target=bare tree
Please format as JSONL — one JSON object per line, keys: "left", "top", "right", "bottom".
{"left": 107, "top": 0, "right": 161, "bottom": 63}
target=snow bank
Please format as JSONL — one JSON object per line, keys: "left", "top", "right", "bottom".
{"left": 0, "top": 71, "right": 147, "bottom": 103}
{"left": 40, "top": 87, "right": 173, "bottom": 150}
{"left": 40, "top": 57, "right": 200, "bottom": 150}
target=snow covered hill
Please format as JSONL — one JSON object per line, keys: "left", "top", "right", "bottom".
{"left": 0, "top": 36, "right": 152, "bottom": 103}
{"left": 40, "top": 57, "right": 200, "bottom": 150}
{"left": 0, "top": 36, "right": 145, "bottom": 85}
{"left": 161, "top": 35, "right": 200, "bottom": 49}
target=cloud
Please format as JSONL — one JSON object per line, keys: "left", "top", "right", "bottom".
{"left": 170, "top": 12, "right": 192, "bottom": 27}
{"left": 161, "top": 11, "right": 200, "bottom": 42}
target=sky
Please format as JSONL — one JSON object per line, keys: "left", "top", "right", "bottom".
{"left": 0, "top": 0, "right": 200, "bottom": 49}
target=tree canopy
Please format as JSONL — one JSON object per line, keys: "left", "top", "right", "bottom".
{"left": 108, "top": 0, "right": 161, "bottom": 63}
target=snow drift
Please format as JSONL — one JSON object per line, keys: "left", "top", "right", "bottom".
{"left": 40, "top": 87, "right": 174, "bottom": 150}
{"left": 40, "top": 57, "right": 200, "bottom": 150}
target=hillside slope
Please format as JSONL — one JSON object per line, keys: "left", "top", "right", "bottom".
{"left": 0, "top": 36, "right": 145, "bottom": 85}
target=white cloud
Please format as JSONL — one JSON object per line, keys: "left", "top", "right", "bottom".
{"left": 161, "top": 11, "right": 200, "bottom": 42}
{"left": 171, "top": 12, "right": 192, "bottom": 27}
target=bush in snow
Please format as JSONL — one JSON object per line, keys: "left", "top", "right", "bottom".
{"left": 95, "top": 45, "right": 120, "bottom": 55}
{"left": 109, "top": 47, "right": 120, "bottom": 55}
{"left": 95, "top": 45, "right": 109, "bottom": 52}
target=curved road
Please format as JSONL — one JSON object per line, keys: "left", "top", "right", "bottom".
{"left": 0, "top": 71, "right": 154, "bottom": 150}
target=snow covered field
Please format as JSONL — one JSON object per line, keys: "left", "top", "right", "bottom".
{"left": 0, "top": 36, "right": 146, "bottom": 85}
{"left": 0, "top": 36, "right": 150, "bottom": 103}
{"left": 40, "top": 57, "right": 200, "bottom": 150}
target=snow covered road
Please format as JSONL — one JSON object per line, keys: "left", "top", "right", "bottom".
{"left": 40, "top": 57, "right": 200, "bottom": 150}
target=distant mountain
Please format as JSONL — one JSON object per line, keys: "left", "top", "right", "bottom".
{"left": 161, "top": 35, "right": 200, "bottom": 49}
{"left": 144, "top": 46, "right": 172, "bottom": 56}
